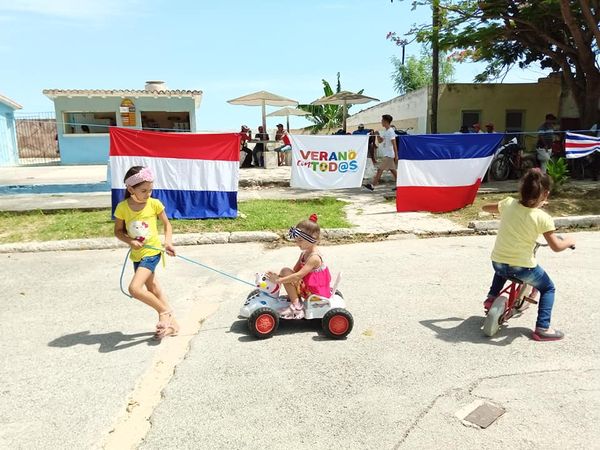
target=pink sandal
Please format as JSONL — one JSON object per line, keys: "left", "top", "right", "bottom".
{"left": 279, "top": 302, "right": 304, "bottom": 319}
{"left": 154, "top": 311, "right": 179, "bottom": 339}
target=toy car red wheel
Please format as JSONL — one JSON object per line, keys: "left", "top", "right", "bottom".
{"left": 322, "top": 308, "right": 353, "bottom": 339}
{"left": 248, "top": 307, "right": 279, "bottom": 339}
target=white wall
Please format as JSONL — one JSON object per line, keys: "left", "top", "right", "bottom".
{"left": 347, "top": 88, "right": 429, "bottom": 134}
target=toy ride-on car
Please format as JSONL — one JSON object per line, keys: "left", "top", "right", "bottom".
{"left": 239, "top": 273, "right": 353, "bottom": 340}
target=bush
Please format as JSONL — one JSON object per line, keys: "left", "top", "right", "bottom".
{"left": 547, "top": 157, "right": 569, "bottom": 193}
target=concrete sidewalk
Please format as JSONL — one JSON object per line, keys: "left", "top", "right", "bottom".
{"left": 0, "top": 164, "right": 108, "bottom": 185}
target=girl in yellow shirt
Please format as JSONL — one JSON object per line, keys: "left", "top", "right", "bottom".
{"left": 114, "top": 166, "right": 179, "bottom": 339}
{"left": 482, "top": 169, "right": 575, "bottom": 341}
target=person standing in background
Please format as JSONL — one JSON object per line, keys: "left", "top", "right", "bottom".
{"left": 537, "top": 113, "right": 557, "bottom": 150}
{"left": 364, "top": 114, "right": 397, "bottom": 192}
{"left": 253, "top": 125, "right": 269, "bottom": 167}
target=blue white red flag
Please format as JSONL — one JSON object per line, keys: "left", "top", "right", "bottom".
{"left": 396, "top": 134, "right": 503, "bottom": 212}
{"left": 565, "top": 132, "right": 600, "bottom": 159}
{"left": 109, "top": 128, "right": 239, "bottom": 219}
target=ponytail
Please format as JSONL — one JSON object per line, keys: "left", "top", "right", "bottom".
{"left": 519, "top": 168, "right": 551, "bottom": 207}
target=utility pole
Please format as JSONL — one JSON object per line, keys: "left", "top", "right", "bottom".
{"left": 431, "top": 0, "right": 440, "bottom": 134}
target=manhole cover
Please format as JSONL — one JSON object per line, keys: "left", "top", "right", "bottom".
{"left": 456, "top": 400, "right": 505, "bottom": 429}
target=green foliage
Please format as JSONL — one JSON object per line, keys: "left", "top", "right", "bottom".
{"left": 546, "top": 157, "right": 569, "bottom": 193}
{"left": 298, "top": 73, "right": 363, "bottom": 134}
{"left": 389, "top": 0, "right": 600, "bottom": 126}
{"left": 390, "top": 47, "right": 455, "bottom": 94}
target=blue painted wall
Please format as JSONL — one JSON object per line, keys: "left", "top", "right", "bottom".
{"left": 0, "top": 104, "right": 19, "bottom": 166}
{"left": 52, "top": 96, "right": 198, "bottom": 165}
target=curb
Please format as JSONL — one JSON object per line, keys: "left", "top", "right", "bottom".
{"left": 0, "top": 227, "right": 477, "bottom": 254}
{"left": 0, "top": 216, "right": 597, "bottom": 254}
{"left": 469, "top": 215, "right": 600, "bottom": 231}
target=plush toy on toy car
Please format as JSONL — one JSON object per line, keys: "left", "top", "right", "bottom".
{"left": 238, "top": 272, "right": 353, "bottom": 339}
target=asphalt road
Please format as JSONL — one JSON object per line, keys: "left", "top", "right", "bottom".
{"left": 1, "top": 233, "right": 599, "bottom": 449}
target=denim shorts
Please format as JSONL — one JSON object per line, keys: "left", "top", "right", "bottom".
{"left": 275, "top": 144, "right": 292, "bottom": 153}
{"left": 133, "top": 253, "right": 161, "bottom": 273}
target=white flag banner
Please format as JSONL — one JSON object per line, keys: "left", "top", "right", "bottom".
{"left": 289, "top": 135, "right": 369, "bottom": 190}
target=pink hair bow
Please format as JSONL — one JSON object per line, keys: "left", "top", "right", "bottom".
{"left": 124, "top": 167, "right": 154, "bottom": 186}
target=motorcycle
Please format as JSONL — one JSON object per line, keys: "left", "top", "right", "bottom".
{"left": 489, "top": 138, "right": 538, "bottom": 181}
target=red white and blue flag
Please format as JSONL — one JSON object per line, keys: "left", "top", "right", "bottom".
{"left": 109, "top": 128, "right": 239, "bottom": 219}
{"left": 565, "top": 132, "right": 600, "bottom": 159}
{"left": 396, "top": 134, "right": 503, "bottom": 212}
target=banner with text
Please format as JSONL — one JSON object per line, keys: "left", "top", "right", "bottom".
{"left": 289, "top": 135, "right": 369, "bottom": 190}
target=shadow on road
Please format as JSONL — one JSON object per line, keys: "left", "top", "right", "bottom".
{"left": 229, "top": 319, "right": 324, "bottom": 342}
{"left": 48, "top": 330, "right": 158, "bottom": 353}
{"left": 420, "top": 316, "right": 531, "bottom": 346}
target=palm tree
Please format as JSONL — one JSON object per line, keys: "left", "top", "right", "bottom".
{"left": 299, "top": 73, "right": 363, "bottom": 134}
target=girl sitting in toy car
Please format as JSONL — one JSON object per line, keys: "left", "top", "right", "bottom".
{"left": 267, "top": 214, "right": 331, "bottom": 319}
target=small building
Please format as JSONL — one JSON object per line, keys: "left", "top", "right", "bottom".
{"left": 43, "top": 81, "right": 203, "bottom": 165}
{"left": 347, "top": 75, "right": 563, "bottom": 149}
{"left": 0, "top": 93, "right": 22, "bottom": 166}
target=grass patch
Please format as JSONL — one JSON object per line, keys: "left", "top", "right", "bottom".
{"left": 436, "top": 184, "right": 600, "bottom": 226}
{"left": 0, "top": 198, "right": 350, "bottom": 244}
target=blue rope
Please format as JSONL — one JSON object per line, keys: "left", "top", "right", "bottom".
{"left": 143, "top": 245, "right": 256, "bottom": 288}
{"left": 119, "top": 249, "right": 133, "bottom": 298}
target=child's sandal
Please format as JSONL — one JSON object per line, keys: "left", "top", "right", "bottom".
{"left": 293, "top": 305, "right": 305, "bottom": 319}
{"left": 279, "top": 302, "right": 303, "bottom": 319}
{"left": 154, "top": 311, "right": 179, "bottom": 339}
{"left": 155, "top": 310, "right": 172, "bottom": 332}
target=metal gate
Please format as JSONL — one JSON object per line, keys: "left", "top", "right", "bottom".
{"left": 14, "top": 112, "right": 60, "bottom": 165}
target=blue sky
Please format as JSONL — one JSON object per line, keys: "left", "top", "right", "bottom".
{"left": 0, "top": 0, "right": 550, "bottom": 131}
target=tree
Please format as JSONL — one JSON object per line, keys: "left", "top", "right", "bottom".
{"left": 298, "top": 73, "right": 363, "bottom": 134}
{"left": 391, "top": 1, "right": 600, "bottom": 127}
{"left": 390, "top": 48, "right": 455, "bottom": 95}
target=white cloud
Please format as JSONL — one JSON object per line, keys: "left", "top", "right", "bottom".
{"left": 0, "top": 0, "right": 145, "bottom": 20}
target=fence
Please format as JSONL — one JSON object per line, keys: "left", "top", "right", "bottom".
{"left": 14, "top": 112, "right": 60, "bottom": 165}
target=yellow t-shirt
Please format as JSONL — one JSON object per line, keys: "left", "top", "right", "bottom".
{"left": 114, "top": 198, "right": 165, "bottom": 262}
{"left": 491, "top": 197, "right": 555, "bottom": 268}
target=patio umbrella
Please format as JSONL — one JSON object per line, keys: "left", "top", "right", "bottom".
{"left": 227, "top": 91, "right": 298, "bottom": 131}
{"left": 310, "top": 91, "right": 379, "bottom": 132}
{"left": 266, "top": 106, "right": 311, "bottom": 132}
